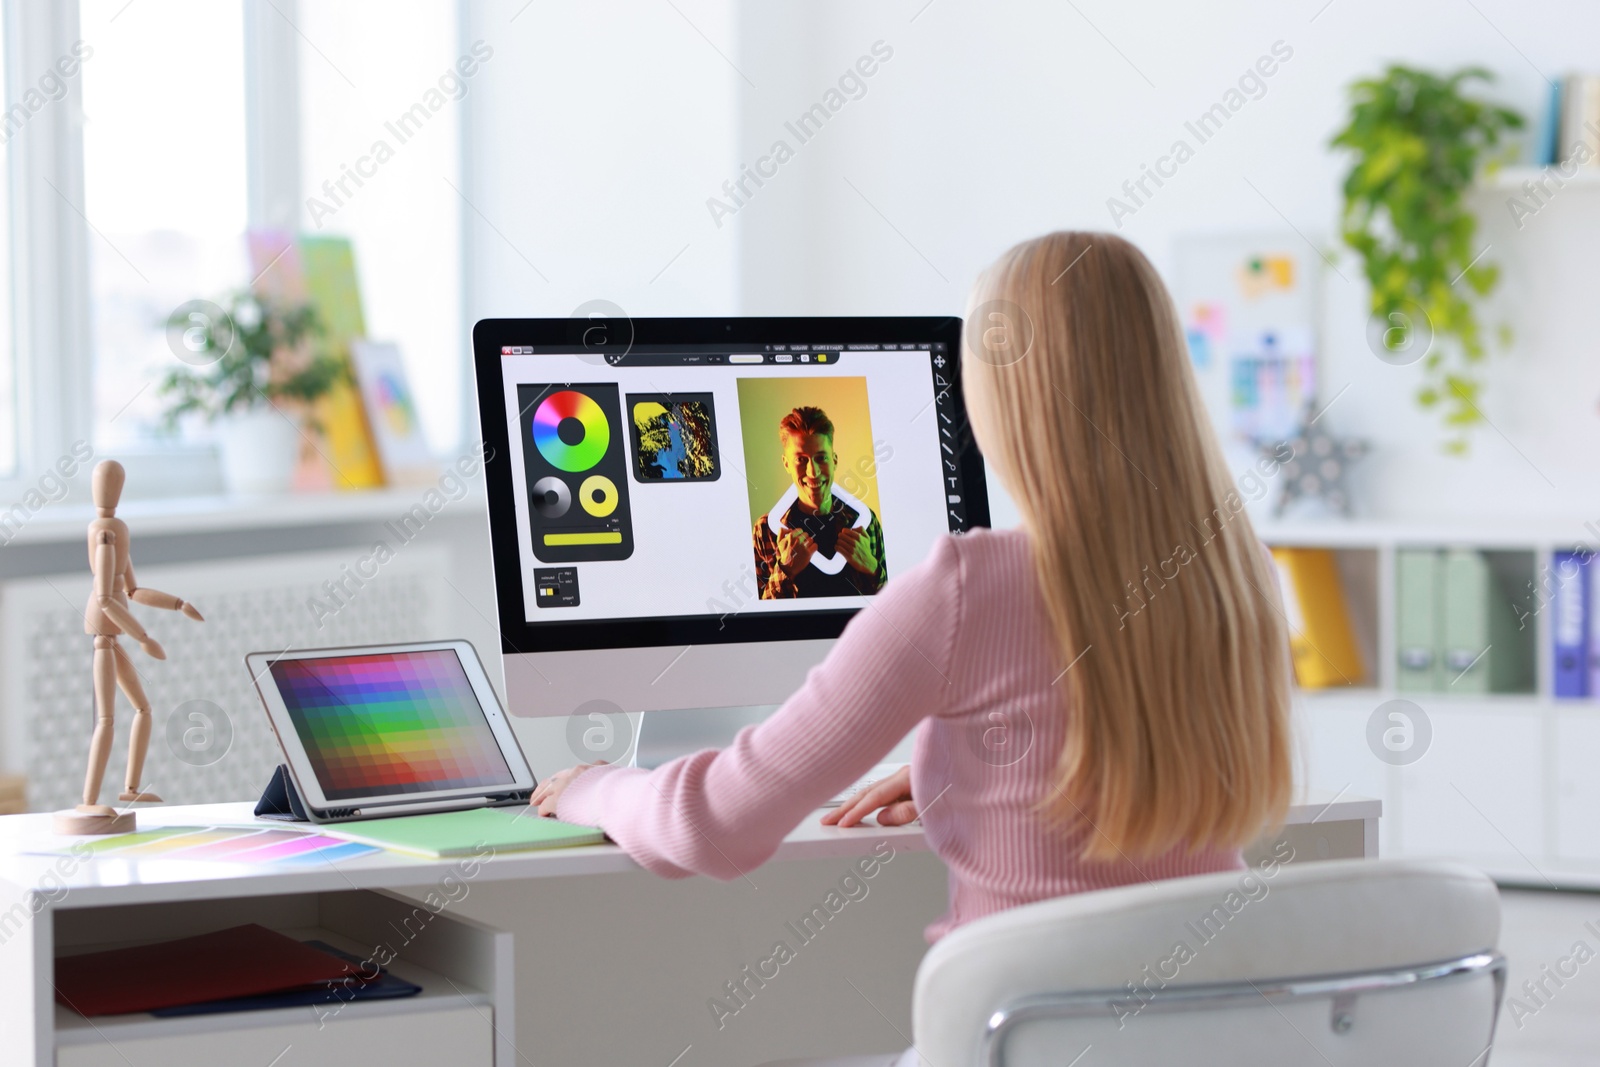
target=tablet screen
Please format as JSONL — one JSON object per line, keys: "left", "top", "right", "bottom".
{"left": 269, "top": 649, "right": 516, "bottom": 802}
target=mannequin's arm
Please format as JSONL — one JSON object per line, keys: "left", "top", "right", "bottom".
{"left": 96, "top": 535, "right": 165, "bottom": 658}
{"left": 125, "top": 561, "right": 204, "bottom": 620}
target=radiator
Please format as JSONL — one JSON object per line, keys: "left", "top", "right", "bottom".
{"left": 1, "top": 545, "right": 453, "bottom": 813}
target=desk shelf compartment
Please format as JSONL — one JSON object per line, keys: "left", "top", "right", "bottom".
{"left": 49, "top": 889, "right": 512, "bottom": 1067}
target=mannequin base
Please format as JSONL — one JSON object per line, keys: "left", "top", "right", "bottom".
{"left": 54, "top": 808, "right": 136, "bottom": 835}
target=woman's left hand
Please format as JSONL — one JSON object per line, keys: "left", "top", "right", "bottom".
{"left": 530, "top": 761, "right": 606, "bottom": 816}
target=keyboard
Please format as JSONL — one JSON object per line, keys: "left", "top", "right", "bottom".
{"left": 823, "top": 762, "right": 909, "bottom": 808}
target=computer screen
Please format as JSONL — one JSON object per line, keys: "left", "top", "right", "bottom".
{"left": 474, "top": 317, "right": 986, "bottom": 716}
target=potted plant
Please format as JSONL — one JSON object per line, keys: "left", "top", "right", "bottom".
{"left": 159, "top": 290, "right": 346, "bottom": 493}
{"left": 1331, "top": 65, "right": 1523, "bottom": 453}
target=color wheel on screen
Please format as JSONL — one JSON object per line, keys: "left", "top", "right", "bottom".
{"left": 517, "top": 381, "right": 634, "bottom": 564}
{"left": 533, "top": 390, "right": 610, "bottom": 472}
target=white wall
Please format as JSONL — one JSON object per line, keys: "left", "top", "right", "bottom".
{"left": 728, "top": 0, "right": 1600, "bottom": 526}
{"left": 443, "top": 1, "right": 1600, "bottom": 778}
{"left": 460, "top": 0, "right": 740, "bottom": 328}
{"left": 298, "top": 0, "right": 466, "bottom": 453}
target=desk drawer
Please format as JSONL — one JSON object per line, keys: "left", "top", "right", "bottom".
{"left": 56, "top": 1002, "right": 492, "bottom": 1067}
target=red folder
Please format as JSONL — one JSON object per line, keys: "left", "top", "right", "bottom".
{"left": 56, "top": 924, "right": 363, "bottom": 1016}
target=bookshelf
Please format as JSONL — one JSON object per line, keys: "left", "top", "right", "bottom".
{"left": 1258, "top": 517, "right": 1600, "bottom": 888}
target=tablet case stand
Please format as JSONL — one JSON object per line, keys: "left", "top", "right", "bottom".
{"left": 254, "top": 765, "right": 534, "bottom": 822}
{"left": 254, "top": 765, "right": 312, "bottom": 822}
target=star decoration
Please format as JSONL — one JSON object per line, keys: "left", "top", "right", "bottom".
{"left": 1260, "top": 401, "right": 1368, "bottom": 518}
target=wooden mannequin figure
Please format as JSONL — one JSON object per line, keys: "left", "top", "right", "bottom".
{"left": 54, "top": 461, "right": 204, "bottom": 835}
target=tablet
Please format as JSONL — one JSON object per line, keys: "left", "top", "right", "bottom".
{"left": 247, "top": 640, "right": 536, "bottom": 823}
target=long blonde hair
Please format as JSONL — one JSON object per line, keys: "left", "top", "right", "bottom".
{"left": 963, "top": 232, "right": 1292, "bottom": 861}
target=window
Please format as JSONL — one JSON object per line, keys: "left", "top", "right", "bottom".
{"left": 0, "top": 18, "right": 16, "bottom": 476}
{"left": 79, "top": 0, "right": 248, "bottom": 450}
{"left": 4, "top": 1, "right": 466, "bottom": 492}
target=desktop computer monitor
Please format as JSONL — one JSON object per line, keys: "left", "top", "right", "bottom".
{"left": 472, "top": 316, "right": 988, "bottom": 725}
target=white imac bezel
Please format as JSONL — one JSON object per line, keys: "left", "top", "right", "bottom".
{"left": 247, "top": 639, "right": 536, "bottom": 817}
{"left": 473, "top": 316, "right": 987, "bottom": 721}
{"left": 502, "top": 639, "right": 833, "bottom": 720}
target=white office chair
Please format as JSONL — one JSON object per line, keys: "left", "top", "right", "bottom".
{"left": 765, "top": 858, "right": 1504, "bottom": 1067}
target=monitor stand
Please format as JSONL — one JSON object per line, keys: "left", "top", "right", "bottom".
{"left": 633, "top": 707, "right": 919, "bottom": 771}
{"left": 634, "top": 706, "right": 777, "bottom": 769}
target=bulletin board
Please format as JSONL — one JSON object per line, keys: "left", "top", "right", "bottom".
{"left": 1172, "top": 232, "right": 1320, "bottom": 448}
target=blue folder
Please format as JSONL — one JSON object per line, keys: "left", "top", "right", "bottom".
{"left": 1554, "top": 550, "right": 1589, "bottom": 699}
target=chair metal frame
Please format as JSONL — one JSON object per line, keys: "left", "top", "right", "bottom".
{"left": 981, "top": 951, "right": 1507, "bottom": 1066}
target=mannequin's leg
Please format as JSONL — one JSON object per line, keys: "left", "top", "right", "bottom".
{"left": 114, "top": 644, "right": 162, "bottom": 803}
{"left": 76, "top": 636, "right": 118, "bottom": 813}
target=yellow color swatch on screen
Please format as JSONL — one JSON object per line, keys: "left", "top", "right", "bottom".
{"left": 1270, "top": 547, "right": 1365, "bottom": 689}
{"left": 544, "top": 532, "right": 623, "bottom": 546}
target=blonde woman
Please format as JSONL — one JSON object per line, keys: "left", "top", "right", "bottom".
{"left": 533, "top": 232, "right": 1293, "bottom": 1056}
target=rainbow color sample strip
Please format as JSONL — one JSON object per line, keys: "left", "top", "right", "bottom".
{"left": 48, "top": 826, "right": 381, "bottom": 866}
{"left": 270, "top": 650, "right": 515, "bottom": 802}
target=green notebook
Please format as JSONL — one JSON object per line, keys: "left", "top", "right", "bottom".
{"left": 325, "top": 808, "right": 605, "bottom": 859}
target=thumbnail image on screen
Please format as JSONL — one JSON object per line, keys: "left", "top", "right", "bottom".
{"left": 628, "top": 393, "right": 720, "bottom": 482}
{"left": 737, "top": 375, "right": 888, "bottom": 600}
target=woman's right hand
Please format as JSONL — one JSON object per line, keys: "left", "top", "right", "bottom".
{"left": 821, "top": 765, "right": 916, "bottom": 828}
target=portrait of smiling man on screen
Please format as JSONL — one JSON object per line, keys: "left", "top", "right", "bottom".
{"left": 751, "top": 406, "right": 887, "bottom": 600}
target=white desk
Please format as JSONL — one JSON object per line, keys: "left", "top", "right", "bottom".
{"left": 0, "top": 792, "right": 1379, "bottom": 1067}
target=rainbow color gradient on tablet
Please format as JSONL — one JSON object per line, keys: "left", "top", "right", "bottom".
{"left": 270, "top": 650, "right": 516, "bottom": 801}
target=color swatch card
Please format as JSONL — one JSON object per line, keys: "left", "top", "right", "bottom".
{"left": 45, "top": 825, "right": 381, "bottom": 866}
{"left": 269, "top": 649, "right": 515, "bottom": 801}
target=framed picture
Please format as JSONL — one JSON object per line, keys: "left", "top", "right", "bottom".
{"left": 350, "top": 340, "right": 437, "bottom": 485}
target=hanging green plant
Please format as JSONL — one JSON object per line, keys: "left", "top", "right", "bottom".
{"left": 1330, "top": 65, "right": 1523, "bottom": 454}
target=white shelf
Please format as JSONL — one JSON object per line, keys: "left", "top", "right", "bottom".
{"left": 2, "top": 487, "right": 486, "bottom": 546}
{"left": 1297, "top": 688, "right": 1547, "bottom": 710}
{"left": 1296, "top": 686, "right": 1387, "bottom": 704}
{"left": 1478, "top": 164, "right": 1600, "bottom": 190}
{"left": 1266, "top": 517, "right": 1579, "bottom": 884}
{"left": 1256, "top": 516, "right": 1597, "bottom": 549}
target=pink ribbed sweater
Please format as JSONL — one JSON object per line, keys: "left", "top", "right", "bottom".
{"left": 556, "top": 527, "right": 1244, "bottom": 942}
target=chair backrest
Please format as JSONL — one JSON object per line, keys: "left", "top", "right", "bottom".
{"left": 913, "top": 858, "right": 1503, "bottom": 1066}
